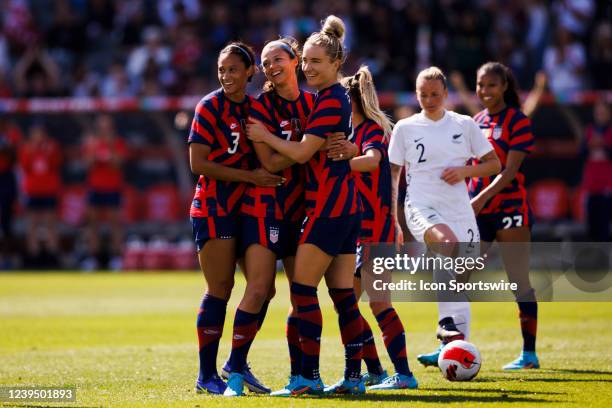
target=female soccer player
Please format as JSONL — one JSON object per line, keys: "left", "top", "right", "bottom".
{"left": 469, "top": 62, "right": 539, "bottom": 370}
{"left": 388, "top": 67, "right": 501, "bottom": 367}
{"left": 247, "top": 16, "right": 368, "bottom": 396}
{"left": 327, "top": 66, "right": 417, "bottom": 390}
{"left": 221, "top": 37, "right": 315, "bottom": 397}
{"left": 188, "top": 41, "right": 283, "bottom": 395}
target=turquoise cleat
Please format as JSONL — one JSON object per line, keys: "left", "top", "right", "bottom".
{"left": 417, "top": 344, "right": 443, "bottom": 367}
{"left": 223, "top": 372, "right": 245, "bottom": 397}
{"left": 270, "top": 375, "right": 325, "bottom": 396}
{"left": 362, "top": 369, "right": 388, "bottom": 386}
{"left": 324, "top": 377, "right": 366, "bottom": 395}
{"left": 368, "top": 373, "right": 418, "bottom": 390}
{"left": 503, "top": 351, "right": 540, "bottom": 370}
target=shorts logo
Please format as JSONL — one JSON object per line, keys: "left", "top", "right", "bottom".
{"left": 492, "top": 126, "right": 503, "bottom": 140}
{"left": 269, "top": 226, "right": 279, "bottom": 244}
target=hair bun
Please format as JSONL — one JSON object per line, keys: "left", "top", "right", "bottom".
{"left": 321, "top": 15, "right": 345, "bottom": 41}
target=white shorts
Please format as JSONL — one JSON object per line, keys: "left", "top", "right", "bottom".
{"left": 405, "top": 204, "right": 480, "bottom": 246}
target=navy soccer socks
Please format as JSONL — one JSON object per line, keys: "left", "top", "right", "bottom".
{"left": 329, "top": 288, "right": 364, "bottom": 381}
{"left": 196, "top": 294, "right": 227, "bottom": 381}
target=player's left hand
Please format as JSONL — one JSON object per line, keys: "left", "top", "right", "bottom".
{"left": 327, "top": 138, "right": 358, "bottom": 161}
{"left": 246, "top": 117, "right": 269, "bottom": 143}
{"left": 441, "top": 166, "right": 467, "bottom": 185}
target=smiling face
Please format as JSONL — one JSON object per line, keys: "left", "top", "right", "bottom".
{"left": 477, "top": 71, "right": 507, "bottom": 112}
{"left": 261, "top": 45, "right": 298, "bottom": 88}
{"left": 416, "top": 78, "right": 447, "bottom": 117}
{"left": 217, "top": 52, "right": 252, "bottom": 101}
{"left": 302, "top": 43, "right": 340, "bottom": 90}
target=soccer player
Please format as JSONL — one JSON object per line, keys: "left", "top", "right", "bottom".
{"left": 469, "top": 62, "right": 539, "bottom": 369}
{"left": 221, "top": 37, "right": 314, "bottom": 397}
{"left": 81, "top": 114, "right": 128, "bottom": 271}
{"left": 247, "top": 16, "right": 368, "bottom": 396}
{"left": 18, "top": 122, "right": 62, "bottom": 267}
{"left": 326, "top": 66, "right": 418, "bottom": 390}
{"left": 388, "top": 67, "right": 501, "bottom": 367}
{"left": 188, "top": 41, "right": 282, "bottom": 395}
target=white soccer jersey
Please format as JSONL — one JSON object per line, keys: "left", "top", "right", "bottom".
{"left": 388, "top": 110, "right": 494, "bottom": 221}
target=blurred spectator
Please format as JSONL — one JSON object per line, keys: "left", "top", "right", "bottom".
{"left": 18, "top": 122, "right": 62, "bottom": 267}
{"left": 580, "top": 101, "right": 612, "bottom": 241}
{"left": 100, "top": 60, "right": 135, "bottom": 97}
{"left": 81, "top": 114, "right": 128, "bottom": 270}
{"left": 543, "top": 26, "right": 587, "bottom": 94}
{"left": 553, "top": 0, "right": 595, "bottom": 38}
{"left": 0, "top": 117, "right": 23, "bottom": 268}
{"left": 590, "top": 21, "right": 612, "bottom": 89}
{"left": 12, "top": 47, "right": 62, "bottom": 97}
{"left": 126, "top": 26, "right": 171, "bottom": 80}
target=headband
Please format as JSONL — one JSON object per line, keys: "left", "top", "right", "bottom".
{"left": 266, "top": 41, "right": 296, "bottom": 58}
{"left": 229, "top": 44, "right": 253, "bottom": 66}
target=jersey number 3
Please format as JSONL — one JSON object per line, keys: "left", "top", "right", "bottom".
{"left": 228, "top": 132, "right": 240, "bottom": 154}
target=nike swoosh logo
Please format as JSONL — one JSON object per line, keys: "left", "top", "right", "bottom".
{"left": 452, "top": 133, "right": 462, "bottom": 139}
{"left": 414, "top": 137, "right": 424, "bottom": 142}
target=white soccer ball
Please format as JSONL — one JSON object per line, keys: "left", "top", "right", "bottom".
{"left": 437, "top": 340, "right": 482, "bottom": 381}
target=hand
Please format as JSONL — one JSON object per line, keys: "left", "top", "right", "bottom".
{"left": 471, "top": 195, "right": 487, "bottom": 215}
{"left": 534, "top": 71, "right": 547, "bottom": 90}
{"left": 321, "top": 132, "right": 345, "bottom": 151}
{"left": 441, "top": 166, "right": 468, "bottom": 185}
{"left": 246, "top": 117, "right": 269, "bottom": 143}
{"left": 327, "top": 137, "right": 358, "bottom": 161}
{"left": 449, "top": 70, "right": 467, "bottom": 91}
{"left": 250, "top": 168, "right": 285, "bottom": 187}
{"left": 395, "top": 222, "right": 404, "bottom": 252}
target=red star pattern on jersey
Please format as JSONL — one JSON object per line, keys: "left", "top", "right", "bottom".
{"left": 241, "top": 90, "right": 315, "bottom": 221}
{"left": 188, "top": 88, "right": 256, "bottom": 217}
{"left": 352, "top": 119, "right": 394, "bottom": 243}
{"left": 469, "top": 106, "right": 535, "bottom": 214}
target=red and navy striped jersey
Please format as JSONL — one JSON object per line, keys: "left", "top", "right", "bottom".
{"left": 353, "top": 119, "right": 395, "bottom": 243}
{"left": 469, "top": 106, "right": 535, "bottom": 214}
{"left": 241, "top": 90, "right": 315, "bottom": 221}
{"left": 304, "top": 83, "right": 360, "bottom": 218}
{"left": 188, "top": 88, "right": 255, "bottom": 217}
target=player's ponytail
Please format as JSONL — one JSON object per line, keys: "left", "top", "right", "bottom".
{"left": 478, "top": 62, "right": 521, "bottom": 108}
{"left": 342, "top": 66, "right": 393, "bottom": 141}
{"left": 262, "top": 37, "right": 301, "bottom": 93}
{"left": 305, "top": 15, "right": 346, "bottom": 66}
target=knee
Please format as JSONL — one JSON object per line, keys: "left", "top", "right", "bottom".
{"left": 244, "top": 285, "right": 270, "bottom": 305}
{"left": 207, "top": 277, "right": 235, "bottom": 300}
{"left": 266, "top": 285, "right": 276, "bottom": 301}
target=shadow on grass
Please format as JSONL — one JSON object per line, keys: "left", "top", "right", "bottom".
{"left": 424, "top": 387, "right": 565, "bottom": 396}
{"left": 543, "top": 368, "right": 612, "bottom": 376}
{"left": 292, "top": 393, "right": 552, "bottom": 404}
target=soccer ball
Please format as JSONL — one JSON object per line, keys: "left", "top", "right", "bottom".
{"left": 437, "top": 340, "right": 481, "bottom": 381}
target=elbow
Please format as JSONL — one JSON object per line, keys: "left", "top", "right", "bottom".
{"left": 295, "top": 152, "right": 310, "bottom": 165}
{"left": 492, "top": 159, "right": 502, "bottom": 175}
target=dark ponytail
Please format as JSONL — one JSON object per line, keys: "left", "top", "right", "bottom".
{"left": 477, "top": 62, "right": 521, "bottom": 108}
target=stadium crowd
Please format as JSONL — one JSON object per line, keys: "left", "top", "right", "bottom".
{"left": 0, "top": 0, "right": 610, "bottom": 97}
{"left": 0, "top": 0, "right": 611, "bottom": 270}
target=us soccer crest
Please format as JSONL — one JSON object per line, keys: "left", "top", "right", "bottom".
{"left": 269, "top": 226, "right": 280, "bottom": 244}
{"left": 492, "top": 126, "right": 503, "bottom": 140}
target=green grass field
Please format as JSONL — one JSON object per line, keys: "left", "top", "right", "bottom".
{"left": 1, "top": 272, "right": 612, "bottom": 407}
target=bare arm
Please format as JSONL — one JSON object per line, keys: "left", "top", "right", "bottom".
{"left": 471, "top": 150, "right": 527, "bottom": 214}
{"left": 391, "top": 163, "right": 404, "bottom": 248}
{"left": 350, "top": 148, "right": 382, "bottom": 172}
{"left": 449, "top": 71, "right": 481, "bottom": 117}
{"left": 189, "top": 143, "right": 283, "bottom": 186}
{"left": 247, "top": 128, "right": 325, "bottom": 164}
{"left": 522, "top": 71, "right": 547, "bottom": 118}
{"left": 246, "top": 120, "right": 295, "bottom": 173}
{"left": 441, "top": 150, "right": 501, "bottom": 185}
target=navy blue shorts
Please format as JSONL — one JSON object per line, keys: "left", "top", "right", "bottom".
{"left": 26, "top": 196, "right": 58, "bottom": 210}
{"left": 191, "top": 216, "right": 239, "bottom": 252}
{"left": 299, "top": 213, "right": 361, "bottom": 256}
{"left": 88, "top": 191, "right": 122, "bottom": 208}
{"left": 240, "top": 216, "right": 300, "bottom": 259}
{"left": 477, "top": 206, "right": 533, "bottom": 242}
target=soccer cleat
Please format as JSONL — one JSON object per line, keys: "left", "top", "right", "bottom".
{"left": 368, "top": 373, "right": 418, "bottom": 391}
{"left": 417, "top": 344, "right": 443, "bottom": 367}
{"left": 324, "top": 377, "right": 366, "bottom": 395}
{"left": 223, "top": 372, "right": 245, "bottom": 397}
{"left": 271, "top": 375, "right": 325, "bottom": 397}
{"left": 503, "top": 351, "right": 540, "bottom": 370}
{"left": 362, "top": 369, "right": 388, "bottom": 386}
{"left": 221, "top": 361, "right": 270, "bottom": 394}
{"left": 195, "top": 374, "right": 227, "bottom": 395}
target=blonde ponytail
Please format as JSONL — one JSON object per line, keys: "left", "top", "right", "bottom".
{"left": 342, "top": 66, "right": 393, "bottom": 140}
